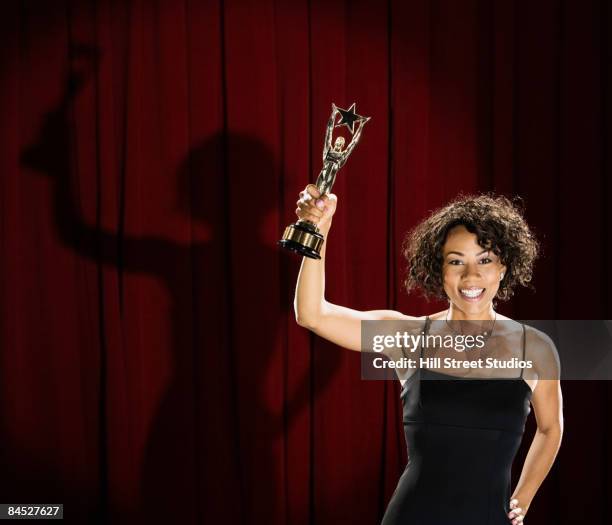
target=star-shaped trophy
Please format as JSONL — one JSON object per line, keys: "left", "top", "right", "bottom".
{"left": 279, "top": 102, "right": 371, "bottom": 259}
{"left": 335, "top": 102, "right": 367, "bottom": 134}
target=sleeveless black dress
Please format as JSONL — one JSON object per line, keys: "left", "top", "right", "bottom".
{"left": 381, "top": 316, "right": 532, "bottom": 525}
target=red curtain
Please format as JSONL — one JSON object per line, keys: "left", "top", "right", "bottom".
{"left": 0, "top": 0, "right": 610, "bottom": 523}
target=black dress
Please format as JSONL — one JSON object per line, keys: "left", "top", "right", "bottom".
{"left": 381, "top": 316, "right": 532, "bottom": 524}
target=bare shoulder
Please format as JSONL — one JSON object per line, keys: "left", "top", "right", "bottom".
{"left": 524, "top": 324, "right": 561, "bottom": 379}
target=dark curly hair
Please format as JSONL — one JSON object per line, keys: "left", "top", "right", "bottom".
{"left": 402, "top": 193, "right": 540, "bottom": 302}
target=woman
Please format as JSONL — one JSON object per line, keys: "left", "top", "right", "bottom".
{"left": 294, "top": 184, "right": 563, "bottom": 524}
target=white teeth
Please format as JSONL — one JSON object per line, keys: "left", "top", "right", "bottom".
{"left": 460, "top": 288, "right": 484, "bottom": 297}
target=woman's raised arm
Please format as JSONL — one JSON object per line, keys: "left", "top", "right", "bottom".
{"left": 293, "top": 184, "right": 415, "bottom": 352}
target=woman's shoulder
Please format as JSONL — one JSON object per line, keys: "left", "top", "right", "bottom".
{"left": 523, "top": 324, "right": 561, "bottom": 378}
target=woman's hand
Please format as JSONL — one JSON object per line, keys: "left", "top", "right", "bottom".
{"left": 295, "top": 184, "right": 337, "bottom": 231}
{"left": 508, "top": 498, "right": 527, "bottom": 524}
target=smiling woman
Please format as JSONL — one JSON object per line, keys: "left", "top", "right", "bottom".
{"left": 402, "top": 192, "right": 540, "bottom": 311}
{"left": 292, "top": 187, "right": 563, "bottom": 525}
{"left": 380, "top": 195, "right": 562, "bottom": 525}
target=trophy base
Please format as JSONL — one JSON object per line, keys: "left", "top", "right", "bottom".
{"left": 278, "top": 220, "right": 324, "bottom": 259}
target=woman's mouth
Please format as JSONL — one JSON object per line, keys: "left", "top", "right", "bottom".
{"left": 459, "top": 287, "right": 485, "bottom": 302}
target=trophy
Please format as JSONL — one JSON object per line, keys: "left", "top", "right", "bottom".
{"left": 279, "top": 102, "right": 370, "bottom": 259}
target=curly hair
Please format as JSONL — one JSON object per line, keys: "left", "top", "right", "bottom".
{"left": 402, "top": 193, "right": 540, "bottom": 302}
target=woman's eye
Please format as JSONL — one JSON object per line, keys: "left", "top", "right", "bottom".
{"left": 449, "top": 260, "right": 462, "bottom": 265}
{"left": 479, "top": 258, "right": 492, "bottom": 264}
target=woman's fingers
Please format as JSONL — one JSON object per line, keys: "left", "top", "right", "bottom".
{"left": 296, "top": 194, "right": 326, "bottom": 205}
{"left": 295, "top": 185, "right": 337, "bottom": 224}
{"left": 305, "top": 184, "right": 321, "bottom": 199}
{"left": 295, "top": 207, "right": 321, "bottom": 224}
{"left": 298, "top": 201, "right": 323, "bottom": 217}
{"left": 508, "top": 503, "right": 524, "bottom": 524}
{"left": 296, "top": 197, "right": 325, "bottom": 213}
{"left": 297, "top": 188, "right": 328, "bottom": 211}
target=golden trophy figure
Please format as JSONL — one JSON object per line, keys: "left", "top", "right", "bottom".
{"left": 279, "top": 102, "right": 370, "bottom": 259}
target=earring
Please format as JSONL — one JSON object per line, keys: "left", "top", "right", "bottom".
{"left": 500, "top": 273, "right": 504, "bottom": 280}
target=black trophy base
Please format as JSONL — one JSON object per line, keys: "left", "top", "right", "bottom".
{"left": 278, "top": 220, "right": 325, "bottom": 259}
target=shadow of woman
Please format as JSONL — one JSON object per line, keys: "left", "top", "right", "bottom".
{"left": 21, "top": 45, "right": 343, "bottom": 524}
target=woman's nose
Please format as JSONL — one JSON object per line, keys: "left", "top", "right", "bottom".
{"left": 462, "top": 263, "right": 482, "bottom": 279}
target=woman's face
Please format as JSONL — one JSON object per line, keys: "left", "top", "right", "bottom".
{"left": 441, "top": 224, "right": 507, "bottom": 316}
